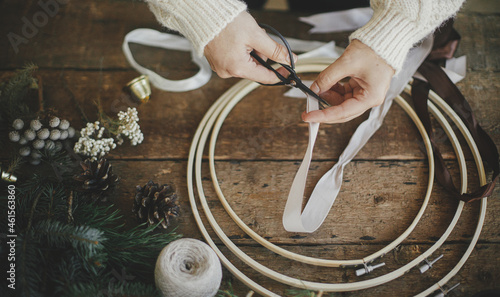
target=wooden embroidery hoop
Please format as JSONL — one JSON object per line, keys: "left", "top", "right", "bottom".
{"left": 187, "top": 59, "right": 487, "bottom": 296}
{"left": 206, "top": 62, "right": 435, "bottom": 268}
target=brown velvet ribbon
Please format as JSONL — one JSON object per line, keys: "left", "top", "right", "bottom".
{"left": 411, "top": 20, "right": 499, "bottom": 202}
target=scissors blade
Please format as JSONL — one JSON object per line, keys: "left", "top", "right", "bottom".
{"left": 293, "top": 79, "right": 330, "bottom": 109}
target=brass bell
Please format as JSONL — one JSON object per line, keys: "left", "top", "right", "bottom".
{"left": 126, "top": 75, "right": 151, "bottom": 103}
{"left": 0, "top": 164, "right": 17, "bottom": 182}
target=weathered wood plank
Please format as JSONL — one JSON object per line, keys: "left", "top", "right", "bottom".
{"left": 1, "top": 70, "right": 498, "bottom": 161}
{"left": 0, "top": 0, "right": 156, "bottom": 69}
{"left": 112, "top": 159, "right": 500, "bottom": 296}
{"left": 1, "top": 2, "right": 499, "bottom": 297}
{"left": 0, "top": 1, "right": 498, "bottom": 72}
{"left": 454, "top": 14, "right": 500, "bottom": 72}
{"left": 111, "top": 160, "right": 500, "bottom": 245}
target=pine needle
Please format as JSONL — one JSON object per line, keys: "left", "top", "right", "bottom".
{"left": 0, "top": 63, "right": 38, "bottom": 123}
{"left": 5, "top": 153, "right": 26, "bottom": 175}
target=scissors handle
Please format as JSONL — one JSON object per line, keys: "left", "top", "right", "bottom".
{"left": 249, "top": 51, "right": 290, "bottom": 86}
{"left": 251, "top": 50, "right": 330, "bottom": 109}
{"left": 250, "top": 24, "right": 330, "bottom": 109}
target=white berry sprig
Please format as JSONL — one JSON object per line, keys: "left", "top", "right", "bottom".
{"left": 73, "top": 121, "right": 117, "bottom": 161}
{"left": 117, "top": 107, "right": 144, "bottom": 146}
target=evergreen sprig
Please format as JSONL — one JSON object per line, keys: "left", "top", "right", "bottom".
{"left": 218, "top": 281, "right": 239, "bottom": 297}
{"left": 0, "top": 63, "right": 37, "bottom": 123}
{"left": 0, "top": 64, "right": 180, "bottom": 297}
{"left": 95, "top": 96, "right": 122, "bottom": 137}
{"left": 0, "top": 177, "right": 179, "bottom": 297}
{"left": 64, "top": 280, "right": 161, "bottom": 297}
{"left": 34, "top": 220, "right": 105, "bottom": 256}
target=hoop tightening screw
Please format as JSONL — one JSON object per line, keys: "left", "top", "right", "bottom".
{"left": 419, "top": 254, "right": 444, "bottom": 273}
{"left": 356, "top": 262, "right": 385, "bottom": 276}
{"left": 433, "top": 283, "right": 460, "bottom": 297}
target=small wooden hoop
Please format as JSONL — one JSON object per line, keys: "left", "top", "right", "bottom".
{"left": 414, "top": 86, "right": 487, "bottom": 297}
{"left": 186, "top": 59, "right": 486, "bottom": 295}
{"left": 207, "top": 62, "right": 435, "bottom": 267}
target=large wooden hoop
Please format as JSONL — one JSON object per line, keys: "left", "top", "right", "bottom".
{"left": 414, "top": 86, "right": 487, "bottom": 296}
{"left": 186, "top": 59, "right": 486, "bottom": 295}
{"left": 207, "top": 62, "right": 434, "bottom": 267}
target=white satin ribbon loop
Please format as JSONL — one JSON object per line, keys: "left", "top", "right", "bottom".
{"left": 122, "top": 28, "right": 212, "bottom": 92}
{"left": 283, "top": 95, "right": 320, "bottom": 232}
{"left": 283, "top": 37, "right": 434, "bottom": 233}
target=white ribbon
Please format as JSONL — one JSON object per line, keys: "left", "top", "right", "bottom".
{"left": 283, "top": 37, "right": 434, "bottom": 232}
{"left": 122, "top": 10, "right": 463, "bottom": 233}
{"left": 122, "top": 29, "right": 337, "bottom": 92}
{"left": 122, "top": 28, "right": 212, "bottom": 92}
{"left": 299, "top": 7, "right": 373, "bottom": 33}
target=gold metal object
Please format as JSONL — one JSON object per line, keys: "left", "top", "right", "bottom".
{"left": 126, "top": 75, "right": 151, "bottom": 103}
{"left": 1, "top": 167, "right": 17, "bottom": 182}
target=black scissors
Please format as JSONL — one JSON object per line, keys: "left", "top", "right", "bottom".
{"left": 250, "top": 24, "right": 330, "bottom": 110}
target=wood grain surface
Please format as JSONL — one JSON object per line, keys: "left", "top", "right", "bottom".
{"left": 0, "top": 0, "right": 498, "bottom": 296}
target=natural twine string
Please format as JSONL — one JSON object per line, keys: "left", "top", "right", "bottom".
{"left": 155, "top": 238, "right": 222, "bottom": 297}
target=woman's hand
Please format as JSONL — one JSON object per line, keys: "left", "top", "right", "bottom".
{"left": 303, "top": 40, "right": 395, "bottom": 123}
{"left": 204, "top": 11, "right": 297, "bottom": 84}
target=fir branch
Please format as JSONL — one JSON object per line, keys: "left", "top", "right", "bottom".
{"left": 67, "top": 191, "right": 74, "bottom": 224}
{"left": 17, "top": 234, "right": 44, "bottom": 297}
{"left": 51, "top": 254, "right": 85, "bottom": 293}
{"left": 65, "top": 280, "right": 161, "bottom": 297}
{"left": 103, "top": 223, "right": 181, "bottom": 279}
{"left": 44, "top": 183, "right": 56, "bottom": 220}
{"left": 218, "top": 281, "right": 239, "bottom": 297}
{"left": 71, "top": 199, "right": 123, "bottom": 229}
{"left": 95, "top": 97, "right": 121, "bottom": 137}
{"left": 93, "top": 59, "right": 122, "bottom": 137}
{"left": 18, "top": 188, "right": 43, "bottom": 297}
{"left": 5, "top": 153, "right": 26, "bottom": 176}
{"left": 39, "top": 147, "right": 78, "bottom": 183}
{"left": 4, "top": 169, "right": 181, "bottom": 296}
{"left": 17, "top": 174, "right": 45, "bottom": 196}
{"left": 26, "top": 191, "right": 42, "bottom": 233}
{"left": 33, "top": 220, "right": 105, "bottom": 257}
{"left": 0, "top": 63, "right": 38, "bottom": 123}
{"left": 26, "top": 182, "right": 69, "bottom": 224}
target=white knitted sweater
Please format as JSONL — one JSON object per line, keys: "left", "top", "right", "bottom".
{"left": 145, "top": 0, "right": 465, "bottom": 72}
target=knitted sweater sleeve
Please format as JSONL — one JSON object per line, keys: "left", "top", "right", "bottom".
{"left": 145, "top": 0, "right": 247, "bottom": 56}
{"left": 350, "top": 0, "right": 465, "bottom": 73}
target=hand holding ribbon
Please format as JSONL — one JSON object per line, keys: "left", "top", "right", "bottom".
{"left": 303, "top": 39, "right": 395, "bottom": 124}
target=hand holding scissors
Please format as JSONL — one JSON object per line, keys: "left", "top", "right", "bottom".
{"left": 250, "top": 23, "right": 330, "bottom": 110}
{"left": 204, "top": 11, "right": 295, "bottom": 85}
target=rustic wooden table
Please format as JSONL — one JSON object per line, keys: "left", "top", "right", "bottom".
{"left": 1, "top": 1, "right": 499, "bottom": 296}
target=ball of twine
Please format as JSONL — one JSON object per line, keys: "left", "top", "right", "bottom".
{"left": 155, "top": 238, "right": 222, "bottom": 297}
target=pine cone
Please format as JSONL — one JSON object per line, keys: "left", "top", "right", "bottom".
{"left": 74, "top": 158, "right": 119, "bottom": 201}
{"left": 132, "top": 180, "right": 180, "bottom": 229}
